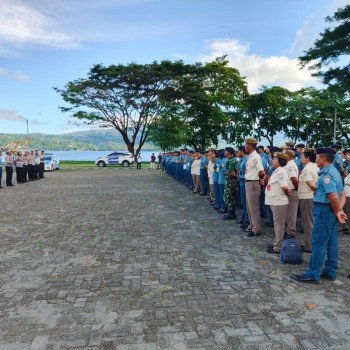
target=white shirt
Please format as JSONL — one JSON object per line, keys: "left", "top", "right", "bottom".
{"left": 285, "top": 159, "right": 299, "bottom": 190}
{"left": 344, "top": 174, "right": 350, "bottom": 197}
{"left": 265, "top": 166, "right": 289, "bottom": 206}
{"left": 137, "top": 156, "right": 142, "bottom": 163}
{"left": 245, "top": 151, "right": 264, "bottom": 180}
{"left": 191, "top": 159, "right": 201, "bottom": 176}
{"left": 207, "top": 161, "right": 215, "bottom": 185}
{"left": 298, "top": 162, "right": 319, "bottom": 199}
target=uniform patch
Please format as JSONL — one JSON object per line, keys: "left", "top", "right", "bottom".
{"left": 324, "top": 177, "right": 331, "bottom": 184}
{"left": 278, "top": 173, "right": 285, "bottom": 180}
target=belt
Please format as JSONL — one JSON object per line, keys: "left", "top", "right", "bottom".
{"left": 239, "top": 178, "right": 245, "bottom": 181}
{"left": 314, "top": 201, "right": 330, "bottom": 206}
{"left": 246, "top": 180, "right": 259, "bottom": 182}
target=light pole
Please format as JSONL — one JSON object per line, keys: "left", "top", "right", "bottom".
{"left": 17, "top": 115, "right": 29, "bottom": 135}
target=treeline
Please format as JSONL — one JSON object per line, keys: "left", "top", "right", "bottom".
{"left": 0, "top": 130, "right": 156, "bottom": 151}
{"left": 55, "top": 5, "right": 350, "bottom": 155}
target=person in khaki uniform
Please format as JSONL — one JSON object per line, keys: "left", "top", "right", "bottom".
{"left": 265, "top": 152, "right": 290, "bottom": 254}
{"left": 284, "top": 149, "right": 299, "bottom": 238}
{"left": 298, "top": 148, "right": 319, "bottom": 252}
{"left": 244, "top": 138, "right": 265, "bottom": 237}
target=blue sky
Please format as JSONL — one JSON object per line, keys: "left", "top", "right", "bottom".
{"left": 0, "top": 0, "right": 347, "bottom": 135}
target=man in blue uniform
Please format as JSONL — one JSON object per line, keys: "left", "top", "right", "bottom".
{"left": 237, "top": 146, "right": 249, "bottom": 228}
{"left": 331, "top": 144, "right": 345, "bottom": 178}
{"left": 199, "top": 151, "right": 209, "bottom": 196}
{"left": 292, "top": 148, "right": 347, "bottom": 283}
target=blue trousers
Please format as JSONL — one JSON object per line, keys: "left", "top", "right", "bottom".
{"left": 239, "top": 180, "right": 249, "bottom": 224}
{"left": 200, "top": 169, "right": 208, "bottom": 194}
{"left": 218, "top": 183, "right": 226, "bottom": 211}
{"left": 214, "top": 181, "right": 220, "bottom": 207}
{"left": 0, "top": 166, "right": 2, "bottom": 186}
{"left": 304, "top": 205, "right": 338, "bottom": 281}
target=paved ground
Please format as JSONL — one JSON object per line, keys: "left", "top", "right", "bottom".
{"left": 1, "top": 167, "right": 350, "bottom": 350}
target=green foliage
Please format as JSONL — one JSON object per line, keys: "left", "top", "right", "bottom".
{"left": 55, "top": 60, "right": 192, "bottom": 156}
{"left": 299, "top": 5, "right": 350, "bottom": 94}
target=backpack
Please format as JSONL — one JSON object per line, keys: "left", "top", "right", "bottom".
{"left": 280, "top": 239, "right": 303, "bottom": 264}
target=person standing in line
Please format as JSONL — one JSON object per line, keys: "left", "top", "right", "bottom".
{"left": 293, "top": 148, "right": 347, "bottom": 284}
{"left": 39, "top": 150, "right": 45, "bottom": 178}
{"left": 192, "top": 154, "right": 201, "bottom": 194}
{"left": 331, "top": 144, "right": 345, "bottom": 178}
{"left": 284, "top": 149, "right": 299, "bottom": 238}
{"left": 23, "top": 151, "right": 29, "bottom": 182}
{"left": 207, "top": 152, "right": 217, "bottom": 206}
{"left": 199, "top": 151, "right": 209, "bottom": 196}
{"left": 344, "top": 171, "right": 350, "bottom": 235}
{"left": 5, "top": 151, "right": 15, "bottom": 186}
{"left": 150, "top": 153, "right": 156, "bottom": 170}
{"left": 28, "top": 150, "right": 35, "bottom": 180}
{"left": 298, "top": 148, "right": 319, "bottom": 253}
{"left": 244, "top": 138, "right": 265, "bottom": 237}
{"left": 137, "top": 153, "right": 142, "bottom": 169}
{"left": 34, "top": 150, "right": 40, "bottom": 180}
{"left": 237, "top": 146, "right": 249, "bottom": 228}
{"left": 157, "top": 153, "right": 163, "bottom": 169}
{"left": 217, "top": 150, "right": 227, "bottom": 213}
{"left": 15, "top": 151, "right": 24, "bottom": 184}
{"left": 223, "top": 147, "right": 239, "bottom": 221}
{"left": 265, "top": 152, "right": 290, "bottom": 254}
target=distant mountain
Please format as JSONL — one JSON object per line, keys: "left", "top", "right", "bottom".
{"left": 0, "top": 129, "right": 156, "bottom": 151}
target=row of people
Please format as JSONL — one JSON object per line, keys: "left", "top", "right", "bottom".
{"left": 162, "top": 138, "right": 348, "bottom": 284}
{"left": 0, "top": 149, "right": 46, "bottom": 188}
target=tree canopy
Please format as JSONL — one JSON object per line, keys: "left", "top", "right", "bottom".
{"left": 299, "top": 4, "right": 350, "bottom": 94}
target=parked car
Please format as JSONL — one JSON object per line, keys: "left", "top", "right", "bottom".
{"left": 44, "top": 153, "right": 60, "bottom": 171}
{"left": 95, "top": 152, "right": 135, "bottom": 168}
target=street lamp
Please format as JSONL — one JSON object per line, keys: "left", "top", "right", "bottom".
{"left": 17, "top": 115, "right": 29, "bottom": 135}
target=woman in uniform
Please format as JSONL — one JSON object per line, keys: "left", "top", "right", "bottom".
{"left": 265, "top": 152, "right": 290, "bottom": 254}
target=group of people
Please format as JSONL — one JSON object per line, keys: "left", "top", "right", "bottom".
{"left": 162, "top": 138, "right": 349, "bottom": 284}
{"left": 0, "top": 149, "right": 46, "bottom": 188}
{"left": 136, "top": 152, "right": 163, "bottom": 170}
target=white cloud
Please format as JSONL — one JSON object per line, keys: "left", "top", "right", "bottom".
{"left": 200, "top": 38, "right": 320, "bottom": 93}
{"left": 30, "top": 119, "right": 48, "bottom": 126}
{"left": 14, "top": 70, "right": 31, "bottom": 82}
{"left": 289, "top": 0, "right": 349, "bottom": 56}
{"left": 0, "top": 0, "right": 78, "bottom": 50}
{"left": 0, "top": 67, "right": 6, "bottom": 76}
{"left": 0, "top": 108, "right": 21, "bottom": 121}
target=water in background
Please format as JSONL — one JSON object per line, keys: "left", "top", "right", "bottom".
{"left": 46, "top": 150, "right": 162, "bottom": 161}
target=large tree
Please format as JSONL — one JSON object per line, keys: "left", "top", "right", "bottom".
{"left": 245, "top": 86, "right": 292, "bottom": 145}
{"left": 177, "top": 57, "right": 248, "bottom": 149}
{"left": 54, "top": 60, "right": 190, "bottom": 157}
{"left": 299, "top": 5, "right": 350, "bottom": 94}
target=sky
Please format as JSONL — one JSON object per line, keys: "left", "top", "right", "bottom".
{"left": 0, "top": 0, "right": 348, "bottom": 135}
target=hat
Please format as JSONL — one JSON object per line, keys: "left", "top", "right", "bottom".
{"left": 284, "top": 149, "right": 295, "bottom": 157}
{"left": 303, "top": 147, "right": 316, "bottom": 154}
{"left": 225, "top": 147, "right": 235, "bottom": 154}
{"left": 258, "top": 145, "right": 264, "bottom": 150}
{"left": 238, "top": 146, "right": 245, "bottom": 151}
{"left": 330, "top": 144, "right": 340, "bottom": 150}
{"left": 316, "top": 147, "right": 334, "bottom": 155}
{"left": 245, "top": 137, "right": 258, "bottom": 145}
{"left": 296, "top": 143, "right": 305, "bottom": 148}
{"left": 285, "top": 141, "right": 295, "bottom": 147}
{"left": 273, "top": 152, "right": 289, "bottom": 161}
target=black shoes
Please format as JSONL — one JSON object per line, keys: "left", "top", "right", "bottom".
{"left": 237, "top": 220, "right": 244, "bottom": 224}
{"left": 291, "top": 274, "right": 320, "bottom": 284}
{"left": 266, "top": 247, "right": 279, "bottom": 254}
{"left": 240, "top": 224, "right": 249, "bottom": 228}
{"left": 320, "top": 273, "right": 336, "bottom": 281}
{"left": 264, "top": 222, "right": 274, "bottom": 228}
{"left": 247, "top": 232, "right": 261, "bottom": 237}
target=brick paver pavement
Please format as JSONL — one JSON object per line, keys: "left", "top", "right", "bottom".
{"left": 1, "top": 168, "right": 350, "bottom": 350}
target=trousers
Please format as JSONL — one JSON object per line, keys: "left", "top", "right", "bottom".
{"left": 246, "top": 181, "right": 262, "bottom": 234}
{"left": 6, "top": 166, "right": 13, "bottom": 186}
{"left": 286, "top": 190, "right": 299, "bottom": 236}
{"left": 239, "top": 180, "right": 249, "bottom": 224}
{"left": 271, "top": 204, "right": 288, "bottom": 252}
{"left": 200, "top": 169, "right": 208, "bottom": 195}
{"left": 304, "top": 204, "right": 338, "bottom": 281}
{"left": 300, "top": 198, "right": 314, "bottom": 251}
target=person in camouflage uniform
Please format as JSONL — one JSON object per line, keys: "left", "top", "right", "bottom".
{"left": 223, "top": 147, "right": 239, "bottom": 220}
